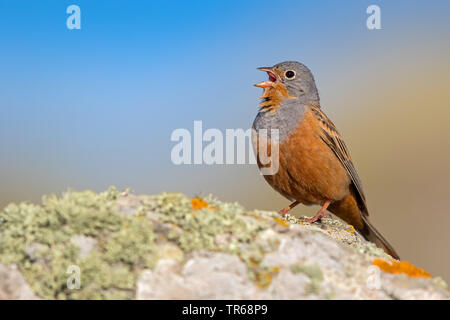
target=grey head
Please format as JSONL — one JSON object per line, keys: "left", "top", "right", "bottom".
{"left": 253, "top": 61, "right": 320, "bottom": 142}
{"left": 270, "top": 61, "right": 320, "bottom": 105}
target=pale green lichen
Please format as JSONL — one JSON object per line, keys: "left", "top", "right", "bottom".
{"left": 3, "top": 188, "right": 437, "bottom": 299}
{"left": 0, "top": 188, "right": 278, "bottom": 299}
{"left": 144, "top": 193, "right": 278, "bottom": 286}
{"left": 290, "top": 263, "right": 324, "bottom": 294}
{"left": 283, "top": 213, "right": 390, "bottom": 259}
{"left": 145, "top": 193, "right": 271, "bottom": 254}
{"left": 290, "top": 263, "right": 324, "bottom": 281}
{"left": 433, "top": 277, "right": 448, "bottom": 290}
{"left": 0, "top": 187, "right": 156, "bottom": 299}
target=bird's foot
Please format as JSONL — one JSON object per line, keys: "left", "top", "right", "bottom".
{"left": 301, "top": 211, "right": 331, "bottom": 223}
{"left": 301, "top": 200, "right": 332, "bottom": 223}
{"left": 277, "top": 207, "right": 290, "bottom": 216}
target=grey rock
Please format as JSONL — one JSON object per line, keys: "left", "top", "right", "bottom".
{"left": 70, "top": 235, "right": 98, "bottom": 258}
{"left": 0, "top": 264, "right": 40, "bottom": 300}
{"left": 2, "top": 191, "right": 448, "bottom": 300}
{"left": 137, "top": 253, "right": 258, "bottom": 299}
{"left": 136, "top": 223, "right": 450, "bottom": 300}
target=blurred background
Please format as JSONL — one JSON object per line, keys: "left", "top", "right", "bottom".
{"left": 1, "top": 1, "right": 450, "bottom": 281}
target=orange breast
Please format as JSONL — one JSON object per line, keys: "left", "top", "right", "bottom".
{"left": 255, "top": 108, "right": 351, "bottom": 205}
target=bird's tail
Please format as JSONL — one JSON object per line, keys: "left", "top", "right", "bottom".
{"left": 360, "top": 214, "right": 400, "bottom": 260}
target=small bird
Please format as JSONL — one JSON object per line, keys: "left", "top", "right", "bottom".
{"left": 252, "top": 61, "right": 399, "bottom": 259}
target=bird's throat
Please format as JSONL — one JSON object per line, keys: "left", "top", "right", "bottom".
{"left": 258, "top": 82, "right": 294, "bottom": 114}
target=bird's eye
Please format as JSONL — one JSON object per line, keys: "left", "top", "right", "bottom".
{"left": 285, "top": 70, "right": 296, "bottom": 79}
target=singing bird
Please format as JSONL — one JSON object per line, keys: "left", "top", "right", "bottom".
{"left": 252, "top": 61, "right": 399, "bottom": 259}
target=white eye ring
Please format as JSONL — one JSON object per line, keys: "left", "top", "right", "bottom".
{"left": 285, "top": 70, "right": 296, "bottom": 79}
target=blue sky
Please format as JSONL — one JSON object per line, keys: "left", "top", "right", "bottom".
{"left": 0, "top": 0, "right": 449, "bottom": 202}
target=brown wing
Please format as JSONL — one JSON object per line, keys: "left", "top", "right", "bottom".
{"left": 310, "top": 106, "right": 368, "bottom": 216}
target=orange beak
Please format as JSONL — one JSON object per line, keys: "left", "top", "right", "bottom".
{"left": 254, "top": 81, "right": 274, "bottom": 88}
{"left": 254, "top": 67, "right": 279, "bottom": 88}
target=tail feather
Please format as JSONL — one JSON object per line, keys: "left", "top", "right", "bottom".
{"left": 360, "top": 215, "right": 400, "bottom": 260}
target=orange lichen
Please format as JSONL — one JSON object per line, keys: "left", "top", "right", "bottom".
{"left": 257, "top": 272, "right": 273, "bottom": 288}
{"left": 273, "top": 217, "right": 289, "bottom": 228}
{"left": 372, "top": 259, "right": 431, "bottom": 278}
{"left": 346, "top": 224, "right": 355, "bottom": 234}
{"left": 255, "top": 270, "right": 276, "bottom": 289}
{"left": 191, "top": 198, "right": 214, "bottom": 210}
{"left": 250, "top": 213, "right": 261, "bottom": 220}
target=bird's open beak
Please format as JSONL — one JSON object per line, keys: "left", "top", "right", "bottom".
{"left": 254, "top": 67, "right": 279, "bottom": 88}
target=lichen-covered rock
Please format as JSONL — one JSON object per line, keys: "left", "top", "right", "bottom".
{"left": 0, "top": 264, "right": 40, "bottom": 300}
{"left": 137, "top": 253, "right": 256, "bottom": 299}
{"left": 0, "top": 187, "right": 448, "bottom": 299}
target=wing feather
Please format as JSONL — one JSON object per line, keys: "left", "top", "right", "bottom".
{"left": 310, "top": 106, "right": 368, "bottom": 215}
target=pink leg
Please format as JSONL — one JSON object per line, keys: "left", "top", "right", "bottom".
{"left": 278, "top": 200, "right": 300, "bottom": 216}
{"left": 302, "top": 200, "right": 332, "bottom": 223}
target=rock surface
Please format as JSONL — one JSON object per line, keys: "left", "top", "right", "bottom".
{"left": 0, "top": 264, "right": 40, "bottom": 300}
{"left": 0, "top": 187, "right": 448, "bottom": 299}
